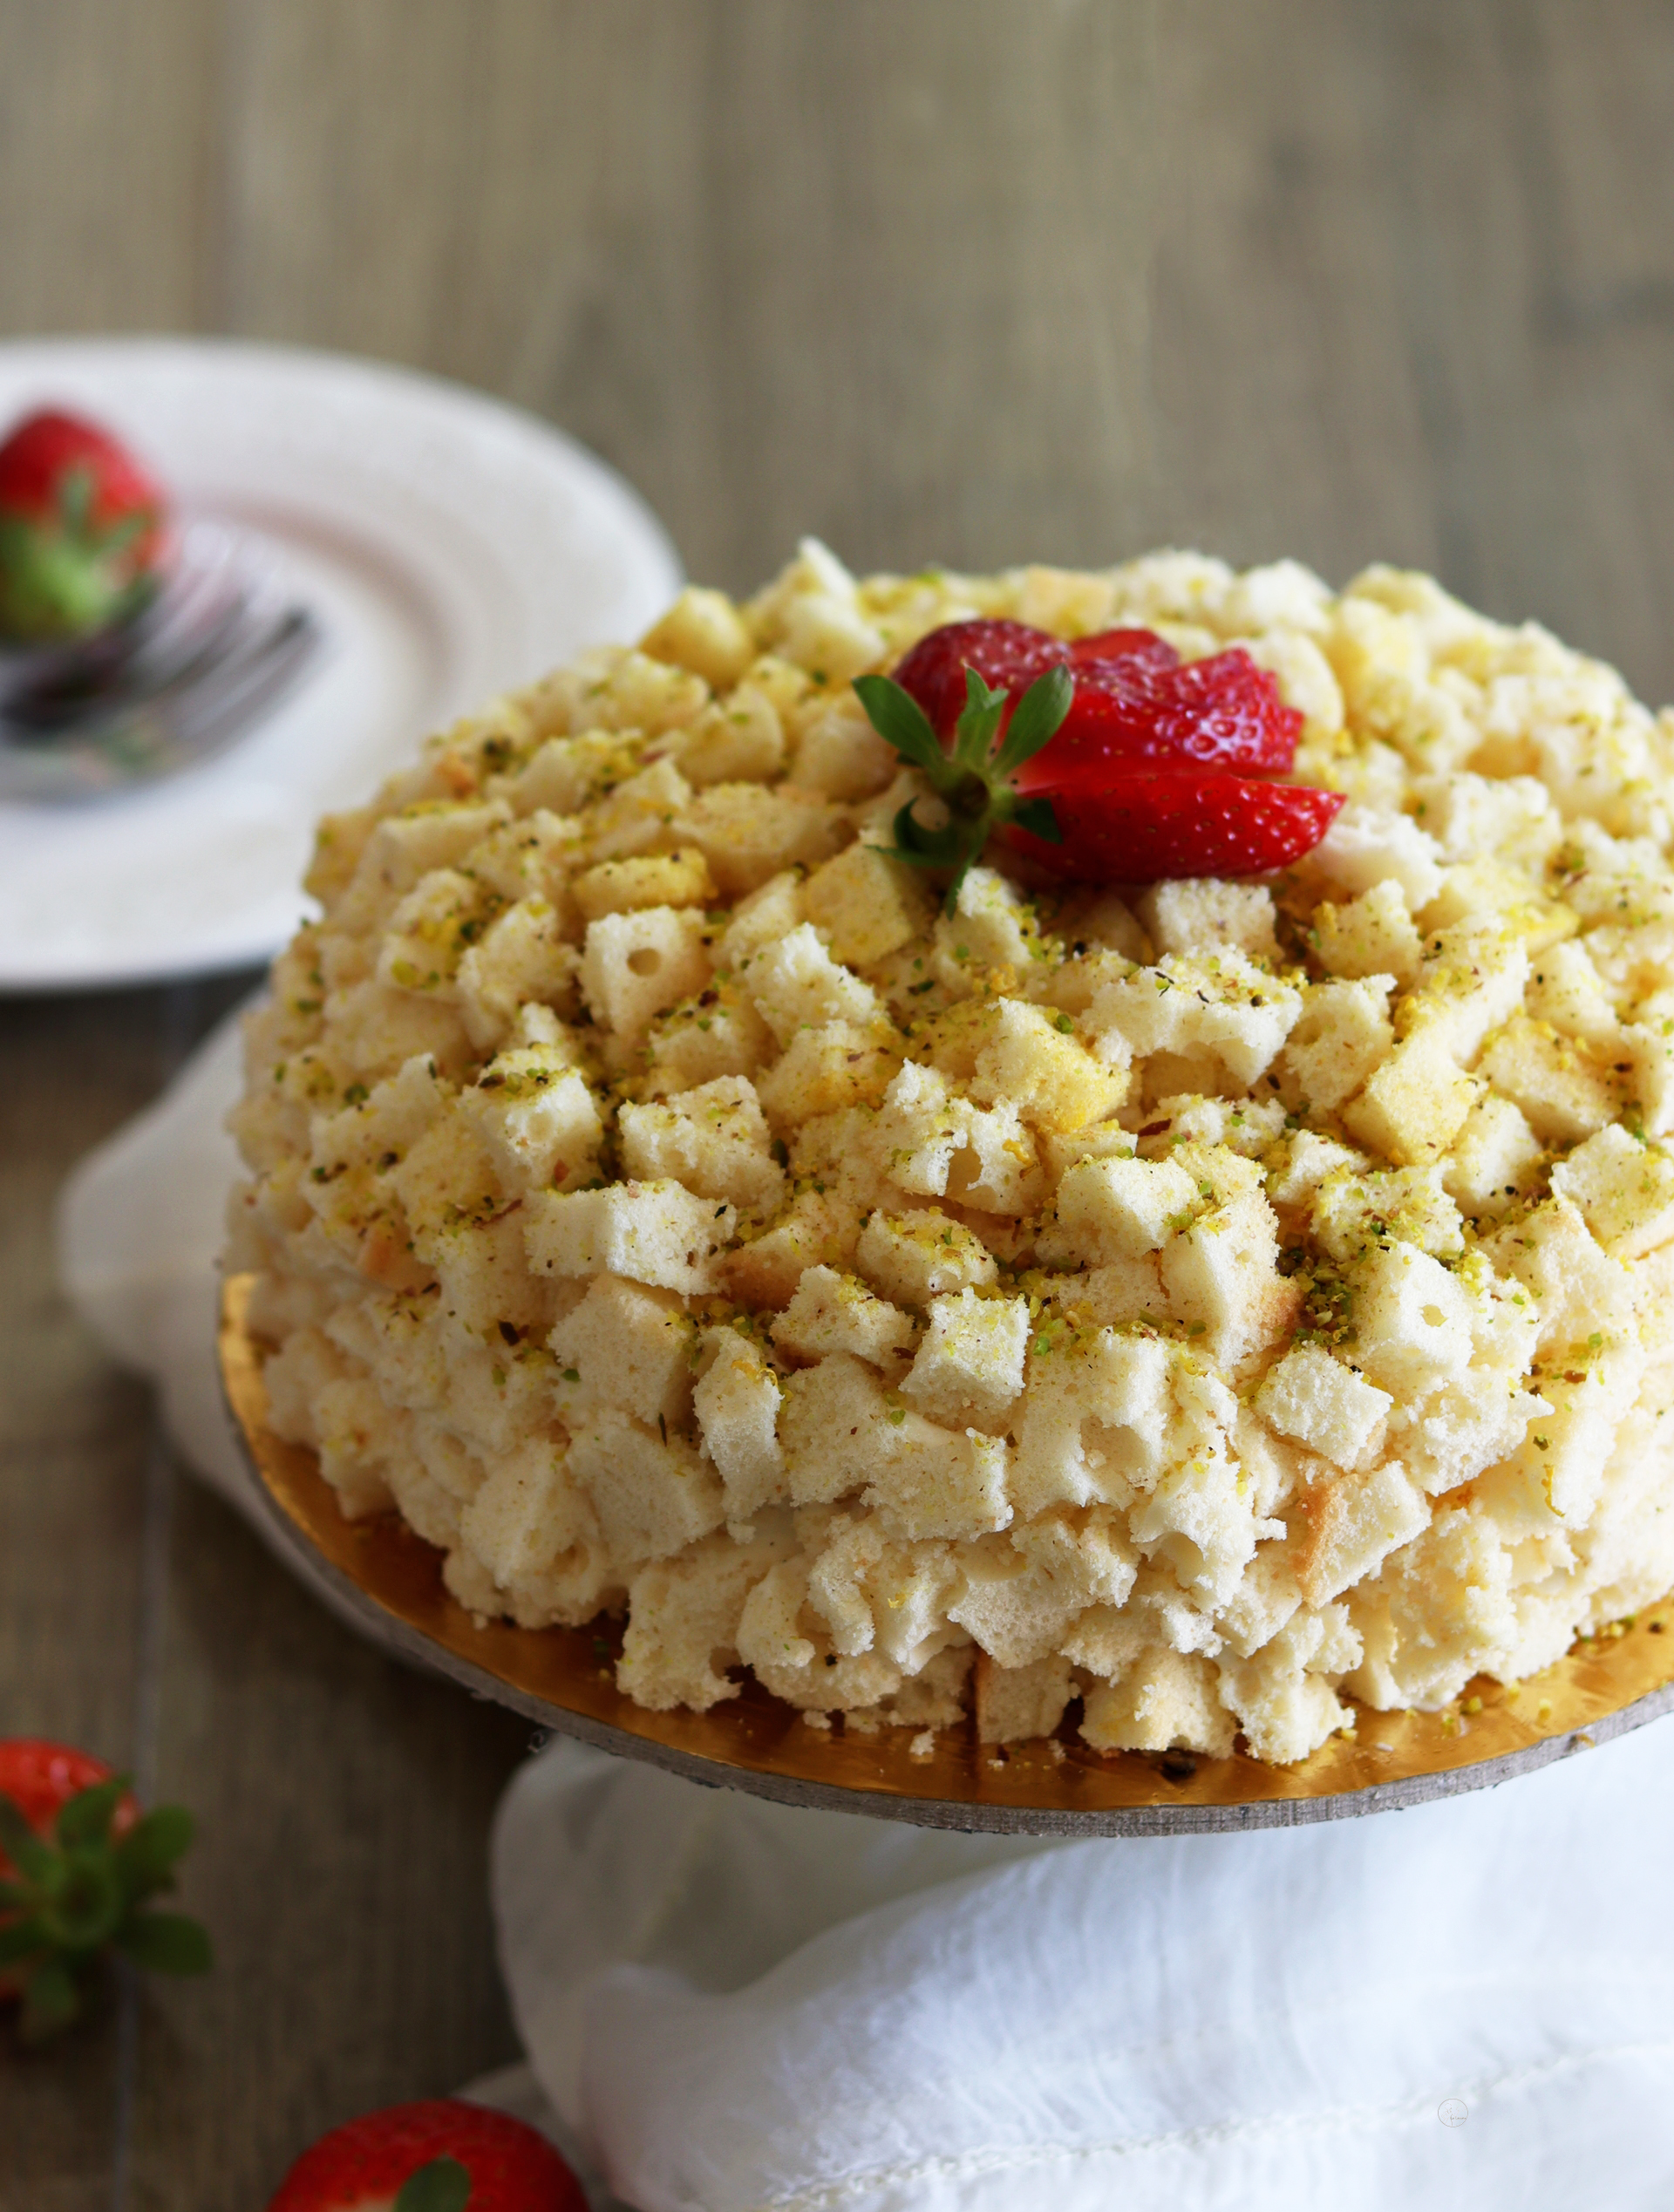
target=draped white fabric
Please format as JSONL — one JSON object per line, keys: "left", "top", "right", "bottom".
{"left": 493, "top": 1732, "right": 1674, "bottom": 2212}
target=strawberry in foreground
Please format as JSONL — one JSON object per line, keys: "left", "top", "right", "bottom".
{"left": 267, "top": 2100, "right": 589, "bottom": 2212}
{"left": 0, "top": 1738, "right": 208, "bottom": 2042}
{"left": 0, "top": 407, "right": 168, "bottom": 644}
{"left": 854, "top": 616, "right": 1342, "bottom": 902}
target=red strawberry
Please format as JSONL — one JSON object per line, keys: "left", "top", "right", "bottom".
{"left": 890, "top": 618, "right": 1068, "bottom": 735}
{"left": 0, "top": 1737, "right": 208, "bottom": 2043}
{"left": 0, "top": 1740, "right": 136, "bottom": 1843}
{"left": 892, "top": 616, "right": 1301, "bottom": 776}
{"left": 1067, "top": 627, "right": 1181, "bottom": 672}
{"left": 0, "top": 407, "right": 168, "bottom": 643}
{"left": 266, "top": 2099, "right": 589, "bottom": 2212}
{"left": 1005, "top": 765, "right": 1344, "bottom": 879}
{"left": 893, "top": 619, "right": 1184, "bottom": 737}
{"left": 1044, "top": 646, "right": 1303, "bottom": 775}
{"left": 854, "top": 622, "right": 1341, "bottom": 898}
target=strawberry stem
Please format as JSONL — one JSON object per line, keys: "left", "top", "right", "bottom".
{"left": 0, "top": 1779, "right": 208, "bottom": 2042}
{"left": 0, "top": 474, "right": 160, "bottom": 644}
{"left": 395, "top": 2155, "right": 473, "bottom": 2212}
{"left": 854, "top": 662, "right": 1070, "bottom": 911}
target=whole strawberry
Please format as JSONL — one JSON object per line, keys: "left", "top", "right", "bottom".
{"left": 0, "top": 1738, "right": 208, "bottom": 2043}
{"left": 0, "top": 408, "right": 168, "bottom": 644}
{"left": 267, "top": 2099, "right": 589, "bottom": 2212}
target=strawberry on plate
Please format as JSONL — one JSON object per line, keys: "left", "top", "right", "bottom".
{"left": 266, "top": 2099, "right": 589, "bottom": 2212}
{"left": 0, "top": 407, "right": 169, "bottom": 645}
{"left": 0, "top": 1737, "right": 208, "bottom": 2043}
{"left": 854, "top": 616, "right": 1341, "bottom": 900}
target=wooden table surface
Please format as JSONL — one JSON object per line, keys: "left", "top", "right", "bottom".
{"left": 6, "top": 3, "right": 1674, "bottom": 2203}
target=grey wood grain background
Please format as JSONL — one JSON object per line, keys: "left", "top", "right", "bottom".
{"left": 4, "top": 3, "right": 1674, "bottom": 2203}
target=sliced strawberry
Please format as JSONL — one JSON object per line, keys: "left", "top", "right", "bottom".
{"left": 0, "top": 1737, "right": 206, "bottom": 2043}
{"left": 0, "top": 407, "right": 168, "bottom": 643}
{"left": 856, "top": 623, "right": 1340, "bottom": 904}
{"left": 893, "top": 617, "right": 1300, "bottom": 775}
{"left": 1067, "top": 626, "right": 1181, "bottom": 672}
{"left": 266, "top": 2099, "right": 588, "bottom": 2212}
{"left": 894, "top": 618, "right": 1183, "bottom": 737}
{"left": 1042, "top": 647, "right": 1303, "bottom": 776}
{"left": 1006, "top": 766, "right": 1344, "bottom": 881}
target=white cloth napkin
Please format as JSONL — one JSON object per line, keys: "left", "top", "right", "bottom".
{"left": 59, "top": 1007, "right": 1674, "bottom": 2211}
{"left": 495, "top": 1729, "right": 1674, "bottom": 2212}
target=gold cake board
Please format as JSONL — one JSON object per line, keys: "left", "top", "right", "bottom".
{"left": 220, "top": 1273, "right": 1674, "bottom": 1835}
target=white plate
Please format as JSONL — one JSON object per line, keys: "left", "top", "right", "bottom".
{"left": 0, "top": 339, "right": 683, "bottom": 991}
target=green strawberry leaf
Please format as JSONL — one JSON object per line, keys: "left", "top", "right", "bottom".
{"left": 55, "top": 1776, "right": 128, "bottom": 1852}
{"left": 851, "top": 675, "right": 944, "bottom": 776}
{"left": 0, "top": 1793, "right": 54, "bottom": 1886}
{"left": 394, "top": 2154, "right": 473, "bottom": 2212}
{"left": 994, "top": 664, "right": 1073, "bottom": 775}
{"left": 19, "top": 1959, "right": 80, "bottom": 2045}
{"left": 939, "top": 854, "right": 984, "bottom": 913}
{"left": 114, "top": 1911, "right": 212, "bottom": 1977}
{"left": 883, "top": 801, "right": 966, "bottom": 871}
{"left": 115, "top": 1806, "right": 194, "bottom": 1898}
{"left": 891, "top": 795, "right": 994, "bottom": 910}
{"left": 855, "top": 653, "right": 1074, "bottom": 912}
{"left": 1011, "top": 795, "right": 1064, "bottom": 843}
{"left": 92, "top": 509, "right": 149, "bottom": 561}
{"left": 56, "top": 462, "right": 95, "bottom": 534}
{"left": 57, "top": 463, "right": 96, "bottom": 534}
{"left": 40, "top": 1853, "right": 123, "bottom": 1954}
{"left": 0, "top": 1914, "right": 48, "bottom": 1967}
{"left": 950, "top": 667, "right": 1010, "bottom": 773}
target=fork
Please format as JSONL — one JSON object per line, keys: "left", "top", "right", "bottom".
{"left": 0, "top": 519, "right": 322, "bottom": 803}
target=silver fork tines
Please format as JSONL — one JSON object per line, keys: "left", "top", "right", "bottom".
{"left": 0, "top": 520, "right": 323, "bottom": 803}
